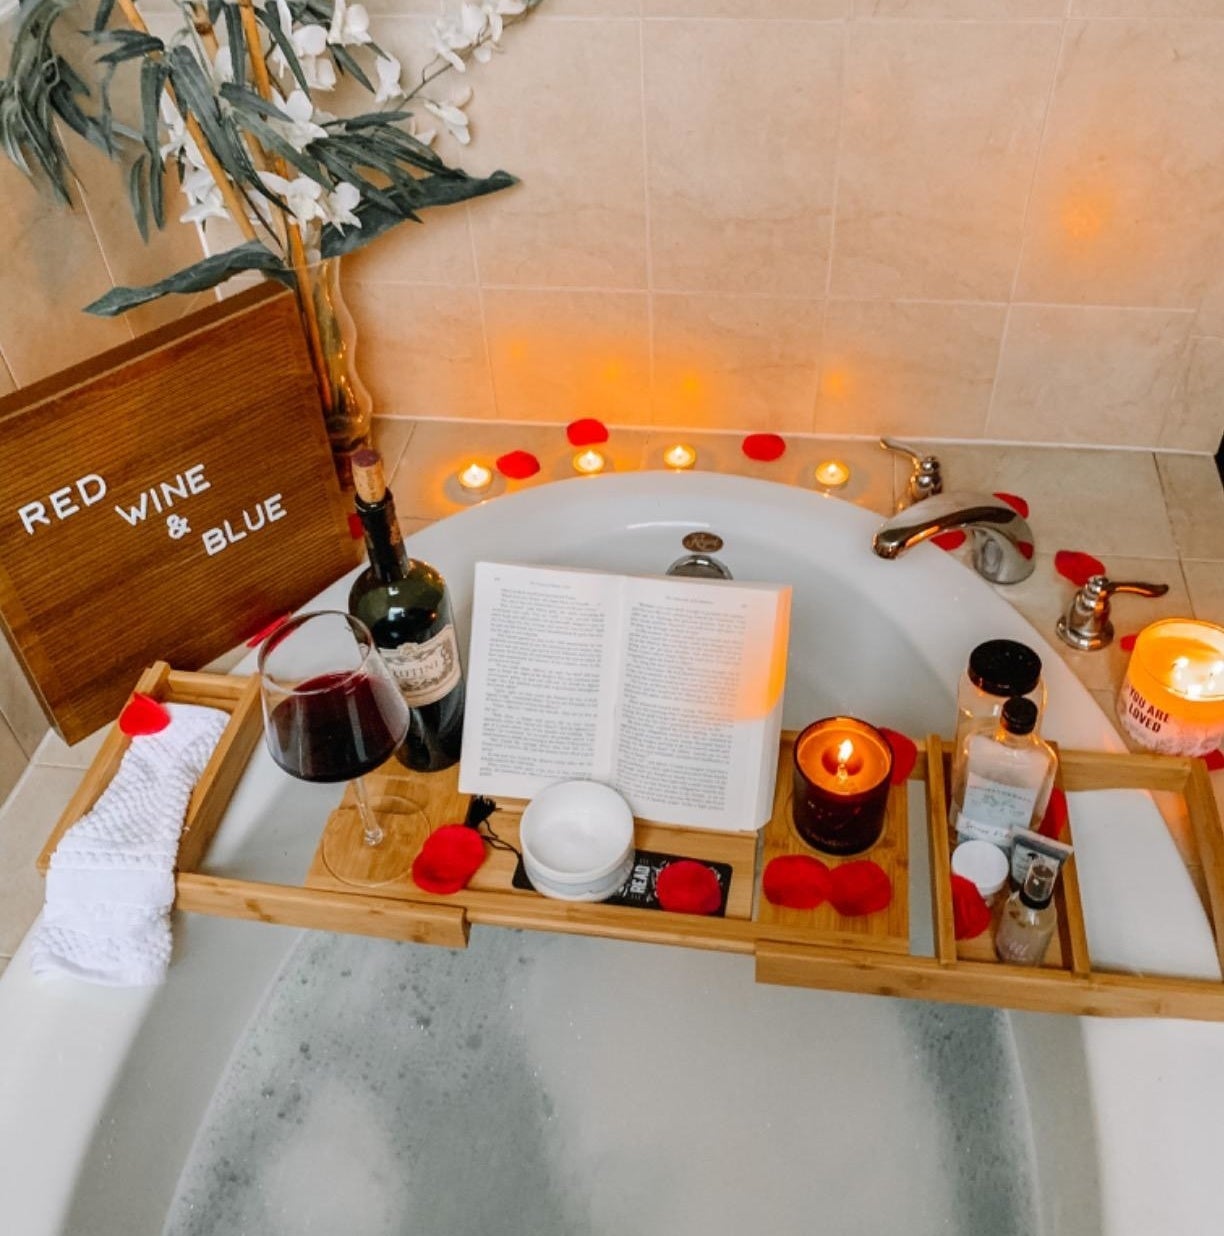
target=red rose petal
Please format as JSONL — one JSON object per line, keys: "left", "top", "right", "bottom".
{"left": 1120, "top": 633, "right": 1138, "bottom": 652}
{"left": 932, "top": 530, "right": 967, "bottom": 551}
{"left": 879, "top": 728, "right": 917, "bottom": 785}
{"left": 1017, "top": 541, "right": 1035, "bottom": 561}
{"left": 496, "top": 450, "right": 541, "bottom": 480}
{"left": 951, "top": 874, "right": 992, "bottom": 940}
{"left": 827, "top": 860, "right": 892, "bottom": 916}
{"left": 347, "top": 512, "right": 364, "bottom": 540}
{"left": 411, "top": 825, "right": 486, "bottom": 895}
{"left": 994, "top": 492, "right": 1030, "bottom": 519}
{"left": 245, "top": 612, "right": 290, "bottom": 648}
{"left": 741, "top": 433, "right": 786, "bottom": 462}
{"left": 119, "top": 692, "right": 171, "bottom": 736}
{"left": 762, "top": 854, "right": 831, "bottom": 910}
{"left": 1055, "top": 550, "right": 1107, "bottom": 587}
{"left": 1037, "top": 786, "right": 1069, "bottom": 840}
{"left": 656, "top": 860, "right": 723, "bottom": 915}
{"left": 566, "top": 418, "right": 609, "bottom": 447}
{"left": 1203, "top": 749, "right": 1224, "bottom": 772}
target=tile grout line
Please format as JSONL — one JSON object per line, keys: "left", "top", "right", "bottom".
{"left": 982, "top": 11, "right": 1070, "bottom": 439}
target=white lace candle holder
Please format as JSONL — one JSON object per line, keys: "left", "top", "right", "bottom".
{"left": 1117, "top": 619, "right": 1224, "bottom": 757}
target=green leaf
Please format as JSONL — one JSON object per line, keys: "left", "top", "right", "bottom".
{"left": 139, "top": 58, "right": 166, "bottom": 160}
{"left": 329, "top": 44, "right": 373, "bottom": 93}
{"left": 84, "top": 241, "right": 288, "bottom": 315}
{"left": 229, "top": 107, "right": 326, "bottom": 183}
{"left": 92, "top": 30, "right": 165, "bottom": 67}
{"left": 320, "top": 169, "right": 516, "bottom": 258}
{"left": 258, "top": 5, "right": 311, "bottom": 96}
{"left": 219, "top": 82, "right": 290, "bottom": 125}
{"left": 127, "top": 152, "right": 149, "bottom": 241}
{"left": 93, "top": 0, "right": 117, "bottom": 31}
{"left": 150, "top": 151, "right": 165, "bottom": 229}
{"left": 226, "top": 8, "right": 247, "bottom": 91}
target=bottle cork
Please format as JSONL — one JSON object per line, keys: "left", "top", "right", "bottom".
{"left": 351, "top": 448, "right": 386, "bottom": 505}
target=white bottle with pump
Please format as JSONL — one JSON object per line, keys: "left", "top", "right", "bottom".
{"left": 951, "top": 696, "right": 1056, "bottom": 851}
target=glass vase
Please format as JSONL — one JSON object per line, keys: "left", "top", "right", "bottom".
{"left": 294, "top": 257, "right": 373, "bottom": 490}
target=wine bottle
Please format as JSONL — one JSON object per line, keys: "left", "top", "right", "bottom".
{"left": 348, "top": 449, "right": 465, "bottom": 772}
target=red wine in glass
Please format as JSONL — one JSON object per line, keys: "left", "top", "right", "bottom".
{"left": 266, "top": 671, "right": 405, "bottom": 783}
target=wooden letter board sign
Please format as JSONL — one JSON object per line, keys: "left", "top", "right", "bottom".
{"left": 0, "top": 284, "right": 360, "bottom": 742}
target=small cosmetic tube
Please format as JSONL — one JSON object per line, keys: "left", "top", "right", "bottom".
{"left": 1009, "top": 828, "right": 1073, "bottom": 887}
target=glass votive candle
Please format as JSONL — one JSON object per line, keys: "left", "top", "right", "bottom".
{"left": 792, "top": 717, "right": 894, "bottom": 855}
{"left": 663, "top": 443, "right": 697, "bottom": 470}
{"left": 814, "top": 459, "right": 850, "bottom": 489}
{"left": 456, "top": 461, "right": 494, "bottom": 494}
{"left": 1118, "top": 619, "right": 1224, "bottom": 756}
{"left": 572, "top": 448, "right": 606, "bottom": 475}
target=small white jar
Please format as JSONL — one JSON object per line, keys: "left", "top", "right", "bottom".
{"left": 951, "top": 839, "right": 1010, "bottom": 905}
{"left": 519, "top": 780, "right": 635, "bottom": 902}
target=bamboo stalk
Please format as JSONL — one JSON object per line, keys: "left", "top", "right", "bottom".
{"left": 236, "top": 0, "right": 334, "bottom": 414}
{"left": 114, "top": 0, "right": 258, "bottom": 245}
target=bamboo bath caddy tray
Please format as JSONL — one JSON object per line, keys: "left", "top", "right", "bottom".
{"left": 36, "top": 665, "right": 1224, "bottom": 1022}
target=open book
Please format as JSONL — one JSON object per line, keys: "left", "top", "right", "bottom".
{"left": 458, "top": 563, "right": 791, "bottom": 831}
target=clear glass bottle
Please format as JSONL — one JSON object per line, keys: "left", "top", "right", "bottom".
{"left": 995, "top": 860, "right": 1058, "bottom": 965}
{"left": 951, "top": 639, "right": 1045, "bottom": 822}
{"left": 950, "top": 697, "right": 1056, "bottom": 849}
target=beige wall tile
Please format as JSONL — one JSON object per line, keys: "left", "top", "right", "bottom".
{"left": 347, "top": 283, "right": 496, "bottom": 418}
{"left": 645, "top": 4, "right": 850, "bottom": 26}
{"left": 651, "top": 294, "right": 822, "bottom": 432}
{"left": 1183, "top": 558, "right": 1224, "bottom": 627}
{"left": 0, "top": 765, "right": 83, "bottom": 956}
{"left": 1157, "top": 453, "right": 1224, "bottom": 559}
{"left": 465, "top": 20, "right": 648, "bottom": 289}
{"left": 372, "top": 416, "right": 418, "bottom": 480}
{"left": 1161, "top": 336, "right": 1224, "bottom": 454}
{"left": 918, "top": 443, "right": 1180, "bottom": 559}
{"left": 1071, "top": 2, "right": 1224, "bottom": 15}
{"left": 484, "top": 290, "right": 652, "bottom": 424}
{"left": 860, "top": 1, "right": 1064, "bottom": 13}
{"left": 815, "top": 299, "right": 1005, "bottom": 439}
{"left": 0, "top": 162, "right": 132, "bottom": 385}
{"left": 347, "top": 205, "right": 478, "bottom": 287}
{"left": 1017, "top": 21, "right": 1224, "bottom": 310}
{"left": 644, "top": 20, "right": 841, "bottom": 296}
{"left": 832, "top": 21, "right": 1061, "bottom": 301}
{"left": 988, "top": 305, "right": 1193, "bottom": 447}
{"left": 0, "top": 353, "right": 13, "bottom": 397}
{"left": 0, "top": 716, "right": 27, "bottom": 809}
{"left": 0, "top": 645, "right": 50, "bottom": 759}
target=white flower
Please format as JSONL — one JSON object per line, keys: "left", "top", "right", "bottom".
{"left": 159, "top": 97, "right": 205, "bottom": 170}
{"left": 484, "top": 0, "right": 525, "bottom": 42}
{"left": 268, "top": 1, "right": 336, "bottom": 91}
{"left": 459, "top": 3, "right": 487, "bottom": 44}
{"left": 259, "top": 170, "right": 327, "bottom": 230}
{"left": 326, "top": 181, "right": 362, "bottom": 231}
{"left": 279, "top": 90, "right": 329, "bottom": 151}
{"left": 373, "top": 54, "right": 405, "bottom": 105}
{"left": 408, "top": 116, "right": 437, "bottom": 148}
{"left": 423, "top": 91, "right": 470, "bottom": 145}
{"left": 180, "top": 167, "right": 228, "bottom": 224}
{"left": 430, "top": 17, "right": 469, "bottom": 72}
{"left": 328, "top": 0, "right": 372, "bottom": 46}
{"left": 211, "top": 46, "right": 234, "bottom": 86}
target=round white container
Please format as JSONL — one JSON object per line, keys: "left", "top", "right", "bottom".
{"left": 519, "top": 780, "right": 635, "bottom": 902}
{"left": 951, "top": 839, "right": 1010, "bottom": 904}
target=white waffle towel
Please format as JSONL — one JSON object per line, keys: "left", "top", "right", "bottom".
{"left": 30, "top": 702, "right": 229, "bottom": 986}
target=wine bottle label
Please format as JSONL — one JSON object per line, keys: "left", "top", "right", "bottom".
{"left": 957, "top": 774, "right": 1039, "bottom": 847}
{"left": 382, "top": 625, "right": 462, "bottom": 706}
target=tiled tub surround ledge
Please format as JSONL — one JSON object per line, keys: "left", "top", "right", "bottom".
{"left": 1, "top": 418, "right": 1221, "bottom": 979}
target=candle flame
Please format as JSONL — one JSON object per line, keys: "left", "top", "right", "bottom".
{"left": 664, "top": 443, "right": 697, "bottom": 470}
{"left": 815, "top": 459, "right": 850, "bottom": 488}
{"left": 573, "top": 448, "right": 606, "bottom": 475}
{"left": 457, "top": 461, "right": 493, "bottom": 492}
{"left": 837, "top": 739, "right": 853, "bottom": 764}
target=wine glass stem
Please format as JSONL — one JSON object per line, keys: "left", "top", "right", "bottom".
{"left": 352, "top": 775, "right": 384, "bottom": 848}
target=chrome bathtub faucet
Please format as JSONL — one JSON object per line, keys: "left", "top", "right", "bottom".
{"left": 1056, "top": 574, "right": 1169, "bottom": 651}
{"left": 879, "top": 437, "right": 943, "bottom": 511}
{"left": 871, "top": 491, "right": 1037, "bottom": 585}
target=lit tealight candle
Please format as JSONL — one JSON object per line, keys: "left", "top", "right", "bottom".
{"left": 792, "top": 717, "right": 894, "bottom": 855}
{"left": 457, "top": 461, "right": 494, "bottom": 494}
{"left": 573, "top": 448, "right": 606, "bottom": 475}
{"left": 1119, "top": 619, "right": 1224, "bottom": 756}
{"left": 663, "top": 443, "right": 697, "bottom": 471}
{"left": 814, "top": 459, "right": 851, "bottom": 489}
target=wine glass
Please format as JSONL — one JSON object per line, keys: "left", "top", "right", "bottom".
{"left": 258, "top": 610, "right": 425, "bottom": 886}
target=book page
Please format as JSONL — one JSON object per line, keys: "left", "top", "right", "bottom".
{"left": 612, "top": 576, "right": 790, "bottom": 830}
{"left": 458, "top": 563, "right": 624, "bottom": 801}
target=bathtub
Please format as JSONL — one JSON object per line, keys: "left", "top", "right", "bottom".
{"left": 1, "top": 472, "right": 1221, "bottom": 1235}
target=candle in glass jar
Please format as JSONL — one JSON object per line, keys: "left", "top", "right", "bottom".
{"left": 1118, "top": 619, "right": 1224, "bottom": 756}
{"left": 792, "top": 717, "right": 894, "bottom": 855}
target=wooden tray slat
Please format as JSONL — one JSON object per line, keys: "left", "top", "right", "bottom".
{"left": 35, "top": 668, "right": 1224, "bottom": 1022}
